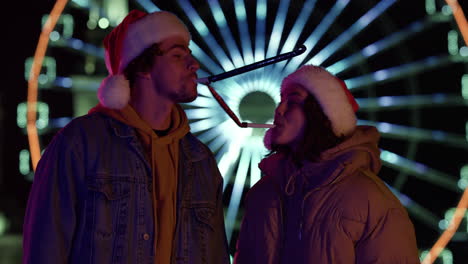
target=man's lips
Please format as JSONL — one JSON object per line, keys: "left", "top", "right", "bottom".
{"left": 190, "top": 74, "right": 198, "bottom": 83}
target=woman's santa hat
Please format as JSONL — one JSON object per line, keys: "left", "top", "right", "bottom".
{"left": 264, "top": 65, "right": 359, "bottom": 149}
{"left": 98, "top": 10, "right": 191, "bottom": 109}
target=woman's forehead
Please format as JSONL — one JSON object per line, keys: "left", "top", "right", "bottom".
{"left": 281, "top": 84, "right": 308, "bottom": 98}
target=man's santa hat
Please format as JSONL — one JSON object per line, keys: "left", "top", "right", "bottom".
{"left": 98, "top": 10, "right": 191, "bottom": 109}
{"left": 264, "top": 65, "right": 359, "bottom": 149}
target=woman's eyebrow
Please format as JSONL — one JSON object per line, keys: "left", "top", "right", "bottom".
{"left": 281, "top": 91, "right": 302, "bottom": 98}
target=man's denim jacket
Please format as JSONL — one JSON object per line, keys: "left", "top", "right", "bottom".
{"left": 23, "top": 112, "right": 230, "bottom": 264}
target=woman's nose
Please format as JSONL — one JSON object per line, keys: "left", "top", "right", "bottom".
{"left": 275, "top": 101, "right": 286, "bottom": 116}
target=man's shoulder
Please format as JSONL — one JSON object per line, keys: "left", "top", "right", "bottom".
{"left": 181, "top": 132, "right": 214, "bottom": 161}
{"left": 59, "top": 112, "right": 104, "bottom": 131}
{"left": 55, "top": 112, "right": 117, "bottom": 140}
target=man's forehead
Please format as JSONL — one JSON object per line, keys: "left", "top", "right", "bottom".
{"left": 281, "top": 84, "right": 307, "bottom": 98}
{"left": 159, "top": 36, "right": 190, "bottom": 50}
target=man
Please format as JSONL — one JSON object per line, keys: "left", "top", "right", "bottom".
{"left": 23, "top": 10, "right": 230, "bottom": 263}
{"left": 234, "top": 65, "right": 420, "bottom": 263}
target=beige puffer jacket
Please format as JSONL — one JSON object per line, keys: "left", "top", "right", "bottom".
{"left": 234, "top": 126, "right": 420, "bottom": 264}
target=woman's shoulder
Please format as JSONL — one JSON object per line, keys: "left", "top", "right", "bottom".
{"left": 331, "top": 169, "right": 407, "bottom": 222}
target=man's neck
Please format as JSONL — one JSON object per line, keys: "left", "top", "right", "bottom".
{"left": 130, "top": 79, "right": 174, "bottom": 130}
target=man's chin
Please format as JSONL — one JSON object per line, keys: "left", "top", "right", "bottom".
{"left": 179, "top": 92, "right": 198, "bottom": 103}
{"left": 174, "top": 86, "right": 198, "bottom": 103}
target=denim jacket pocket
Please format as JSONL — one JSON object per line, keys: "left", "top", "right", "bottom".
{"left": 193, "top": 204, "right": 216, "bottom": 231}
{"left": 88, "top": 180, "right": 131, "bottom": 200}
{"left": 175, "top": 202, "right": 217, "bottom": 263}
{"left": 192, "top": 202, "right": 217, "bottom": 263}
{"left": 86, "top": 176, "right": 134, "bottom": 263}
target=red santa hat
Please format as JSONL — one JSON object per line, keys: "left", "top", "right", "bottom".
{"left": 264, "top": 65, "right": 359, "bottom": 150}
{"left": 98, "top": 10, "right": 191, "bottom": 109}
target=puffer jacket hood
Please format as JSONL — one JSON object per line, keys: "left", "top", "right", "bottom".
{"left": 319, "top": 125, "right": 381, "bottom": 174}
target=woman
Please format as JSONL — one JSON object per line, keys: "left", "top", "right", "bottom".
{"left": 234, "top": 65, "right": 420, "bottom": 264}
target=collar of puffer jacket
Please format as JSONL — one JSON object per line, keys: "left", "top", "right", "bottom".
{"left": 258, "top": 125, "right": 382, "bottom": 194}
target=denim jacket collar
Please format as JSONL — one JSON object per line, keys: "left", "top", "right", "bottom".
{"left": 104, "top": 113, "right": 210, "bottom": 162}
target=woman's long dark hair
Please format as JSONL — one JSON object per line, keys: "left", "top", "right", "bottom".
{"left": 269, "top": 93, "right": 345, "bottom": 164}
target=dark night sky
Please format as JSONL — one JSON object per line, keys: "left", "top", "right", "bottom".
{"left": 2, "top": 1, "right": 58, "bottom": 232}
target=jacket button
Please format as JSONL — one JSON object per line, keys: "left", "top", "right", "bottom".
{"left": 143, "top": 233, "right": 150, "bottom": 240}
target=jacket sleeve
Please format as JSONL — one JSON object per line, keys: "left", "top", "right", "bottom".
{"left": 234, "top": 178, "right": 283, "bottom": 264}
{"left": 215, "top": 174, "right": 232, "bottom": 264}
{"left": 22, "top": 132, "right": 85, "bottom": 263}
{"left": 355, "top": 208, "right": 421, "bottom": 264}
{"left": 233, "top": 208, "right": 250, "bottom": 264}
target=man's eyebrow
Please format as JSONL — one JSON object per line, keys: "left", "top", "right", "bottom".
{"left": 166, "top": 44, "right": 192, "bottom": 53}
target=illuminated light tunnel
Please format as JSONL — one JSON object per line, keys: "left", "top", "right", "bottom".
{"left": 22, "top": 0, "right": 468, "bottom": 262}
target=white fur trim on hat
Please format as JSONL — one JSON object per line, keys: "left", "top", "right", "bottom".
{"left": 281, "top": 65, "right": 357, "bottom": 137}
{"left": 98, "top": 74, "right": 130, "bottom": 109}
{"left": 119, "top": 11, "right": 191, "bottom": 73}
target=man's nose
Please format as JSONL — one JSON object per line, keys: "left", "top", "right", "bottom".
{"left": 187, "top": 56, "right": 200, "bottom": 72}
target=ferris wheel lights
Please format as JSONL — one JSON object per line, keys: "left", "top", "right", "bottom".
{"left": 233, "top": 0, "right": 247, "bottom": 20}
{"left": 442, "top": 5, "right": 454, "bottom": 16}
{"left": 98, "top": 18, "right": 109, "bottom": 29}
{"left": 19, "top": 149, "right": 31, "bottom": 177}
{"left": 426, "top": 0, "right": 437, "bottom": 15}
{"left": 461, "top": 165, "right": 468, "bottom": 180}
{"left": 208, "top": 0, "right": 244, "bottom": 67}
{"left": 49, "top": 31, "right": 60, "bottom": 41}
{"left": 373, "top": 70, "right": 389, "bottom": 81}
{"left": 457, "top": 178, "right": 468, "bottom": 190}
{"left": 466, "top": 122, "right": 468, "bottom": 141}
{"left": 448, "top": 30, "right": 459, "bottom": 55}
{"left": 211, "top": 6, "right": 226, "bottom": 27}
{"left": 71, "top": 0, "right": 87, "bottom": 7}
{"left": 420, "top": 249, "right": 453, "bottom": 264}
{"left": 376, "top": 122, "right": 392, "bottom": 133}
{"left": 70, "top": 38, "right": 83, "bottom": 49}
{"left": 308, "top": 0, "right": 397, "bottom": 66}
{"left": 256, "top": 0, "right": 267, "bottom": 19}
{"left": 459, "top": 46, "right": 468, "bottom": 56}
{"left": 38, "top": 74, "right": 49, "bottom": 85}
{"left": 86, "top": 20, "right": 96, "bottom": 30}
{"left": 439, "top": 219, "right": 449, "bottom": 230}
{"left": 461, "top": 75, "right": 468, "bottom": 99}
{"left": 254, "top": 1, "right": 266, "bottom": 62}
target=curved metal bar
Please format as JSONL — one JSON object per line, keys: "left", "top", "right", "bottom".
{"left": 197, "top": 45, "right": 307, "bottom": 85}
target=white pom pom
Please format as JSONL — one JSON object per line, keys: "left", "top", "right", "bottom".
{"left": 98, "top": 74, "right": 130, "bottom": 109}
